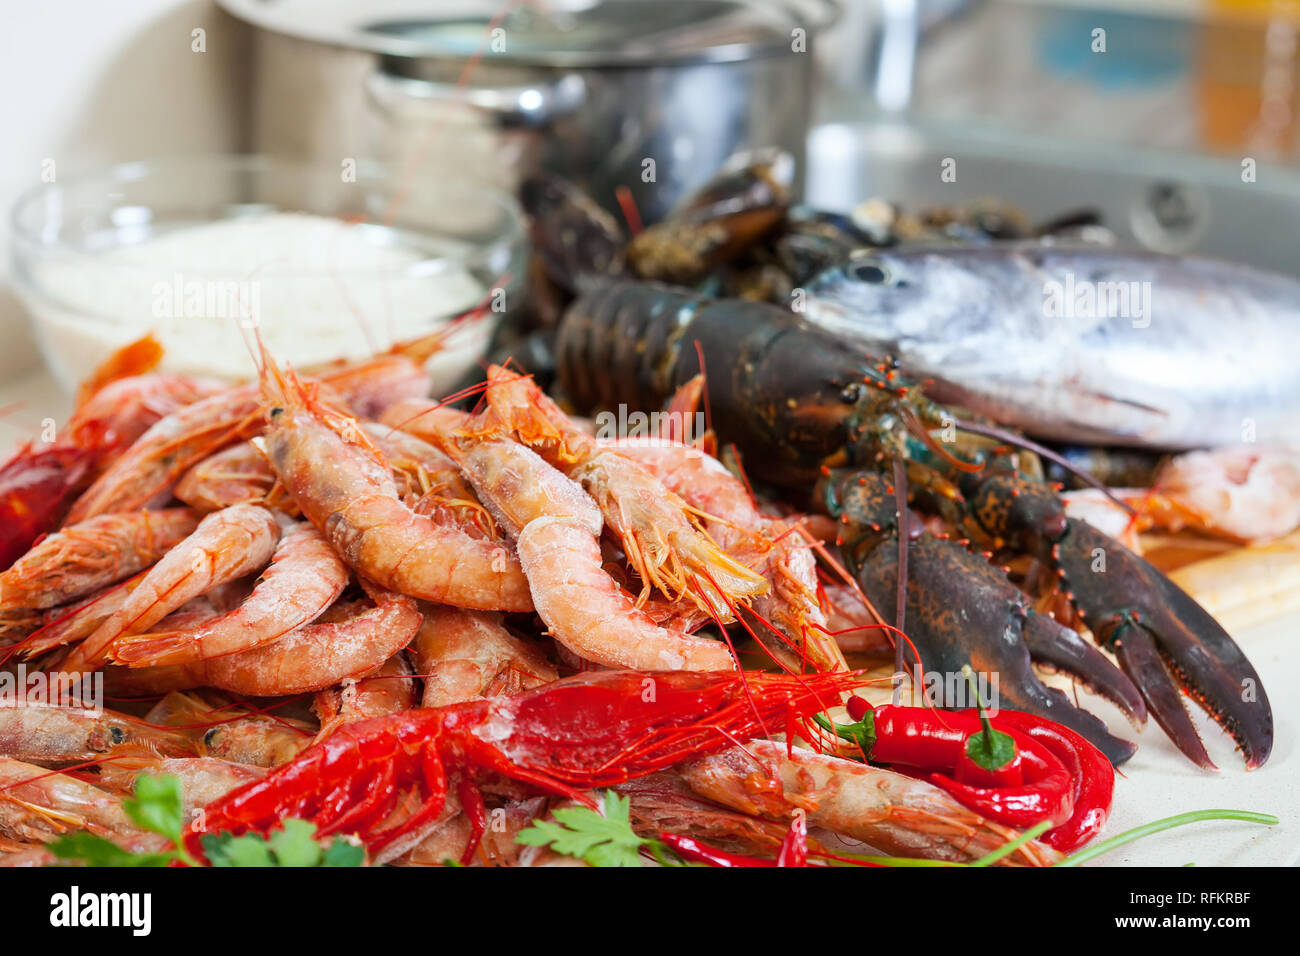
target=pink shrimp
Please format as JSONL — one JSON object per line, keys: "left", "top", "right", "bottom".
{"left": 111, "top": 522, "right": 349, "bottom": 667}
{"left": 98, "top": 756, "right": 268, "bottom": 814}
{"left": 378, "top": 397, "right": 471, "bottom": 446}
{"left": 360, "top": 422, "right": 497, "bottom": 538}
{"left": 174, "top": 441, "right": 279, "bottom": 512}
{"left": 681, "top": 740, "right": 1060, "bottom": 866}
{"left": 0, "top": 509, "right": 198, "bottom": 612}
{"left": 412, "top": 604, "right": 557, "bottom": 708}
{"left": 0, "top": 701, "right": 196, "bottom": 768}
{"left": 102, "top": 581, "right": 422, "bottom": 698}
{"left": 315, "top": 651, "right": 418, "bottom": 739}
{"left": 0, "top": 758, "right": 142, "bottom": 843}
{"left": 64, "top": 355, "right": 429, "bottom": 526}
{"left": 0, "top": 372, "right": 221, "bottom": 568}
{"left": 6, "top": 575, "right": 143, "bottom": 661}
{"left": 261, "top": 364, "right": 532, "bottom": 611}
{"left": 460, "top": 438, "right": 735, "bottom": 671}
{"left": 609, "top": 439, "right": 846, "bottom": 673}
{"left": 65, "top": 385, "right": 266, "bottom": 523}
{"left": 60, "top": 504, "right": 281, "bottom": 673}
{"left": 464, "top": 365, "right": 766, "bottom": 610}
{"left": 143, "top": 693, "right": 315, "bottom": 769}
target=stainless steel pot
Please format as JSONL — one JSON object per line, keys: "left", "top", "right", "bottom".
{"left": 219, "top": 0, "right": 834, "bottom": 221}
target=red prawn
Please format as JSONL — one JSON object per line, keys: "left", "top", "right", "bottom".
{"left": 186, "top": 668, "right": 863, "bottom": 864}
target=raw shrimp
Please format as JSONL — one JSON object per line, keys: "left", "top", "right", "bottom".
{"left": 112, "top": 522, "right": 349, "bottom": 667}
{"left": 682, "top": 740, "right": 1061, "bottom": 866}
{"left": 458, "top": 439, "right": 603, "bottom": 538}
{"left": 460, "top": 439, "right": 734, "bottom": 671}
{"left": 361, "top": 423, "right": 496, "bottom": 537}
{"left": 64, "top": 355, "right": 427, "bottom": 525}
{"left": 60, "top": 504, "right": 281, "bottom": 673}
{"left": 820, "top": 583, "right": 892, "bottom": 656}
{"left": 174, "top": 441, "right": 278, "bottom": 512}
{"left": 66, "top": 385, "right": 265, "bottom": 523}
{"left": 616, "top": 771, "right": 801, "bottom": 856}
{"left": 611, "top": 439, "right": 847, "bottom": 673}
{"left": 315, "top": 651, "right": 418, "bottom": 739}
{"left": 0, "top": 701, "right": 194, "bottom": 768}
{"left": 0, "top": 509, "right": 198, "bottom": 612}
{"left": 303, "top": 352, "right": 430, "bottom": 421}
{"left": 262, "top": 366, "right": 532, "bottom": 611}
{"left": 98, "top": 756, "right": 267, "bottom": 814}
{"left": 396, "top": 795, "right": 548, "bottom": 867}
{"left": 106, "top": 582, "right": 422, "bottom": 698}
{"left": 141, "top": 693, "right": 315, "bottom": 769}
{"left": 0, "top": 758, "right": 140, "bottom": 843}
{"left": 378, "top": 398, "right": 471, "bottom": 445}
{"left": 467, "top": 366, "right": 766, "bottom": 608}
{"left": 10, "top": 575, "right": 143, "bottom": 661}
{"left": 201, "top": 718, "right": 314, "bottom": 769}
{"left": 412, "top": 605, "right": 557, "bottom": 708}
{"left": 1, "top": 371, "right": 221, "bottom": 570}
{"left": 1153, "top": 446, "right": 1300, "bottom": 543}
{"left": 520, "top": 517, "right": 734, "bottom": 671}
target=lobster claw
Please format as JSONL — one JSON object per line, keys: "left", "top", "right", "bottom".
{"left": 855, "top": 532, "right": 1141, "bottom": 766}
{"left": 1051, "top": 519, "right": 1274, "bottom": 770}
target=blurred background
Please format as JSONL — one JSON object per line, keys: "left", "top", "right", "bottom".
{"left": 2, "top": 0, "right": 1297, "bottom": 379}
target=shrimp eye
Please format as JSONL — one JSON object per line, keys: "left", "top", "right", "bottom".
{"left": 108, "top": 725, "right": 127, "bottom": 745}
{"left": 203, "top": 728, "right": 220, "bottom": 748}
{"left": 847, "top": 258, "right": 891, "bottom": 284}
{"left": 270, "top": 406, "right": 284, "bottom": 420}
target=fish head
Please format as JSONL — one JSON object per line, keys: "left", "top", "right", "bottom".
{"left": 801, "top": 250, "right": 994, "bottom": 346}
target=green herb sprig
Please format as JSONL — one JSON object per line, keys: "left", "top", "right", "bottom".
{"left": 47, "top": 774, "right": 364, "bottom": 868}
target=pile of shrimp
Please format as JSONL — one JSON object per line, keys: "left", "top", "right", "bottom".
{"left": 0, "top": 341, "right": 1058, "bottom": 867}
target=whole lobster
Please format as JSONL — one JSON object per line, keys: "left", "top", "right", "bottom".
{"left": 550, "top": 280, "right": 1273, "bottom": 771}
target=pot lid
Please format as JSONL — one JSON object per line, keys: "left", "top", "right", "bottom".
{"left": 218, "top": 0, "right": 835, "bottom": 66}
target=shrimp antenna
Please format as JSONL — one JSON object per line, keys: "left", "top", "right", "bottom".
{"left": 952, "top": 418, "right": 1135, "bottom": 514}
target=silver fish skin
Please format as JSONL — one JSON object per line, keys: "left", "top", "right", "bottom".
{"left": 800, "top": 244, "right": 1300, "bottom": 449}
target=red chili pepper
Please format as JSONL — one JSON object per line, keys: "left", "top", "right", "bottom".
{"left": 970, "top": 709, "right": 1114, "bottom": 852}
{"left": 818, "top": 698, "right": 1073, "bottom": 831}
{"left": 927, "top": 728, "right": 1074, "bottom": 830}
{"left": 775, "top": 812, "right": 808, "bottom": 867}
{"left": 952, "top": 685, "right": 1024, "bottom": 789}
{"left": 659, "top": 832, "right": 770, "bottom": 867}
{"left": 659, "top": 814, "right": 811, "bottom": 867}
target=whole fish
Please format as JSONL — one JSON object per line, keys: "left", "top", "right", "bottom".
{"left": 801, "top": 244, "right": 1300, "bottom": 448}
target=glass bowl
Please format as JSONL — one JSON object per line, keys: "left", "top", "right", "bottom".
{"left": 9, "top": 154, "right": 526, "bottom": 393}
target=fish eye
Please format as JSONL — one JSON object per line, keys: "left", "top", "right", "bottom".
{"left": 847, "top": 258, "right": 891, "bottom": 285}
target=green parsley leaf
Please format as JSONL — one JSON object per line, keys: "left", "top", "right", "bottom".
{"left": 47, "top": 831, "right": 174, "bottom": 868}
{"left": 123, "top": 773, "right": 186, "bottom": 843}
{"left": 201, "top": 821, "right": 364, "bottom": 868}
{"left": 320, "top": 837, "right": 366, "bottom": 868}
{"left": 267, "top": 819, "right": 323, "bottom": 868}
{"left": 516, "top": 791, "right": 648, "bottom": 867}
{"left": 201, "top": 832, "right": 277, "bottom": 867}
{"left": 45, "top": 774, "right": 364, "bottom": 868}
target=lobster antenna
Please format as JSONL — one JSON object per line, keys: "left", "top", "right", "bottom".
{"left": 890, "top": 458, "right": 910, "bottom": 706}
{"left": 953, "top": 418, "right": 1136, "bottom": 515}
{"left": 899, "top": 406, "right": 982, "bottom": 473}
